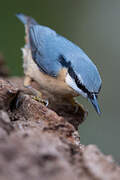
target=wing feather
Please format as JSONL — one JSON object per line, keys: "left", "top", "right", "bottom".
{"left": 29, "top": 25, "right": 62, "bottom": 76}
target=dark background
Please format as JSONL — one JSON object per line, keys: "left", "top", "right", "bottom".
{"left": 0, "top": 0, "right": 120, "bottom": 161}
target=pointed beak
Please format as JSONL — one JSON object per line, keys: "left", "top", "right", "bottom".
{"left": 89, "top": 94, "right": 101, "bottom": 115}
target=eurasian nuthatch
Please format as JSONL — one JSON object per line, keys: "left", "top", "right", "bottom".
{"left": 16, "top": 13, "right": 102, "bottom": 115}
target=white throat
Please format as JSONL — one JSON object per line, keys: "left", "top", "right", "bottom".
{"left": 65, "top": 73, "right": 87, "bottom": 98}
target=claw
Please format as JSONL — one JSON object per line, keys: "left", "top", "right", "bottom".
{"left": 68, "top": 97, "right": 87, "bottom": 116}
{"left": 74, "top": 104, "right": 79, "bottom": 113}
{"left": 23, "top": 76, "right": 49, "bottom": 107}
{"left": 45, "top": 100, "right": 49, "bottom": 107}
{"left": 31, "top": 95, "right": 49, "bottom": 106}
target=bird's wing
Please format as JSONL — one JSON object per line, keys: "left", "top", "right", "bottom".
{"left": 29, "top": 25, "right": 62, "bottom": 76}
{"left": 29, "top": 24, "right": 87, "bottom": 77}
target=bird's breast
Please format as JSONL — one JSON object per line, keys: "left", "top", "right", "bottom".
{"left": 22, "top": 47, "right": 78, "bottom": 97}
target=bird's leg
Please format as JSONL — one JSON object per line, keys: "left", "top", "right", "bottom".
{"left": 24, "top": 75, "right": 48, "bottom": 106}
{"left": 24, "top": 75, "right": 32, "bottom": 87}
{"left": 68, "top": 97, "right": 87, "bottom": 115}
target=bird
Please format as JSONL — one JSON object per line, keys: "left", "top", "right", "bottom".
{"left": 16, "top": 13, "right": 102, "bottom": 115}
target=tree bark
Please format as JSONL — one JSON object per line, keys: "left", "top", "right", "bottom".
{"left": 0, "top": 54, "right": 120, "bottom": 180}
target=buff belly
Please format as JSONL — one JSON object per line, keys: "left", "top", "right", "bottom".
{"left": 22, "top": 46, "right": 78, "bottom": 97}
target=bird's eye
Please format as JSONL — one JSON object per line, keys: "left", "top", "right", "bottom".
{"left": 91, "top": 94, "right": 94, "bottom": 99}
{"left": 88, "top": 93, "right": 98, "bottom": 99}
{"left": 95, "top": 94, "right": 98, "bottom": 99}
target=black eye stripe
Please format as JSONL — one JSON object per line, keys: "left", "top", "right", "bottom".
{"left": 58, "top": 54, "right": 99, "bottom": 97}
{"left": 68, "top": 66, "right": 91, "bottom": 96}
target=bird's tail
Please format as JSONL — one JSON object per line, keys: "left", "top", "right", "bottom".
{"left": 16, "top": 13, "right": 38, "bottom": 25}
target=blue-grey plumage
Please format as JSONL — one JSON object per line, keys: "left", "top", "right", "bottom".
{"left": 16, "top": 13, "right": 38, "bottom": 25}
{"left": 16, "top": 13, "right": 102, "bottom": 115}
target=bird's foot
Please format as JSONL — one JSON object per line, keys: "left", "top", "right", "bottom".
{"left": 74, "top": 102, "right": 86, "bottom": 114}
{"left": 69, "top": 97, "right": 88, "bottom": 116}
{"left": 31, "top": 94, "right": 48, "bottom": 106}
{"left": 29, "top": 89, "right": 48, "bottom": 106}
{"left": 24, "top": 76, "right": 48, "bottom": 106}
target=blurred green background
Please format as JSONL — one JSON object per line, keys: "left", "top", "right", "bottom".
{"left": 0, "top": 0, "right": 120, "bottom": 161}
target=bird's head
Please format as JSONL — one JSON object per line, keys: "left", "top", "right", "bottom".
{"left": 64, "top": 56, "right": 102, "bottom": 115}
